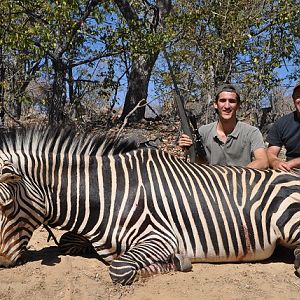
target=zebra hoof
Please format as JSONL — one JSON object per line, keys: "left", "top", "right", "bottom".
{"left": 294, "top": 248, "right": 300, "bottom": 275}
{"left": 173, "top": 253, "right": 192, "bottom": 272}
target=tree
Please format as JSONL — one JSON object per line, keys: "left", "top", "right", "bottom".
{"left": 1, "top": 0, "right": 299, "bottom": 127}
{"left": 154, "top": 0, "right": 300, "bottom": 125}
{"left": 1, "top": 0, "right": 123, "bottom": 124}
{"left": 114, "top": 0, "right": 172, "bottom": 122}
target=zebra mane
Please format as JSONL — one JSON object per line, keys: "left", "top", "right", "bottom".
{"left": 0, "top": 126, "right": 139, "bottom": 157}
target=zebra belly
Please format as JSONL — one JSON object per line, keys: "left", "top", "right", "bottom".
{"left": 189, "top": 245, "right": 277, "bottom": 263}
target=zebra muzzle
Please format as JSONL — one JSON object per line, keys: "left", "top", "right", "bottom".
{"left": 0, "top": 253, "right": 27, "bottom": 268}
{"left": 0, "top": 254, "right": 14, "bottom": 268}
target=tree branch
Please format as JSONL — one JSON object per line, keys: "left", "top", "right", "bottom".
{"left": 116, "top": 99, "right": 147, "bottom": 138}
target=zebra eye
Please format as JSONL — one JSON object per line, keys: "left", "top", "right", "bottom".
{"left": 0, "top": 173, "right": 22, "bottom": 184}
{"left": 9, "top": 174, "right": 22, "bottom": 181}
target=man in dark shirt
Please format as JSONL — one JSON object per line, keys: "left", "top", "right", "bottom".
{"left": 266, "top": 82, "right": 300, "bottom": 175}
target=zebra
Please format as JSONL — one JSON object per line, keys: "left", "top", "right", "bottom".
{"left": 0, "top": 126, "right": 300, "bottom": 285}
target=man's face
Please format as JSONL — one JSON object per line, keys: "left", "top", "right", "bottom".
{"left": 214, "top": 91, "right": 239, "bottom": 121}
{"left": 293, "top": 88, "right": 300, "bottom": 114}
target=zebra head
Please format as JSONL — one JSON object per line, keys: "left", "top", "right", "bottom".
{"left": 0, "top": 159, "right": 45, "bottom": 268}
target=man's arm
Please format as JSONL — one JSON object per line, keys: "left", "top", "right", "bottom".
{"left": 247, "top": 148, "right": 269, "bottom": 170}
{"left": 267, "top": 145, "right": 292, "bottom": 171}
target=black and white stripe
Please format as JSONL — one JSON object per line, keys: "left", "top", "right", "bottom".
{"left": 0, "top": 126, "right": 300, "bottom": 284}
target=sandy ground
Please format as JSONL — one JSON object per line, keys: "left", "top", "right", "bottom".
{"left": 1, "top": 226, "right": 300, "bottom": 300}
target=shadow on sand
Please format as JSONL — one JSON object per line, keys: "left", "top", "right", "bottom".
{"left": 24, "top": 244, "right": 295, "bottom": 268}
{"left": 25, "top": 246, "right": 103, "bottom": 267}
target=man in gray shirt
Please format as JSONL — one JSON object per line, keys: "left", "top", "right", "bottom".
{"left": 179, "top": 84, "right": 268, "bottom": 170}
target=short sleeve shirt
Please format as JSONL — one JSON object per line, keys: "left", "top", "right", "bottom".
{"left": 199, "top": 121, "right": 265, "bottom": 166}
{"left": 266, "top": 111, "right": 300, "bottom": 160}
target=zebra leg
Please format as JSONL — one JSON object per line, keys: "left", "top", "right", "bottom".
{"left": 294, "top": 247, "right": 300, "bottom": 275}
{"left": 109, "top": 255, "right": 140, "bottom": 285}
{"left": 59, "top": 232, "right": 97, "bottom": 256}
{"left": 109, "top": 241, "right": 191, "bottom": 285}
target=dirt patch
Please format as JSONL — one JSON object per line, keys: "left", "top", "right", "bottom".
{"left": 1, "top": 227, "right": 299, "bottom": 300}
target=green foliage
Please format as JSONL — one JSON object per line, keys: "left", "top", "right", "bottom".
{"left": 1, "top": 0, "right": 299, "bottom": 124}
{"left": 155, "top": 0, "right": 300, "bottom": 122}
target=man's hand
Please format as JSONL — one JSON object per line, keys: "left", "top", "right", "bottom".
{"left": 178, "top": 133, "right": 193, "bottom": 148}
{"left": 267, "top": 145, "right": 293, "bottom": 172}
{"left": 271, "top": 160, "right": 292, "bottom": 172}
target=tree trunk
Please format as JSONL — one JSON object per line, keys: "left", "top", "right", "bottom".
{"left": 120, "top": 54, "right": 158, "bottom": 122}
{"left": 49, "top": 58, "right": 67, "bottom": 124}
{"left": 68, "top": 65, "right": 74, "bottom": 105}
{"left": 116, "top": 0, "right": 172, "bottom": 122}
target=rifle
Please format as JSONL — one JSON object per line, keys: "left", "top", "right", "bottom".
{"left": 163, "top": 50, "right": 207, "bottom": 163}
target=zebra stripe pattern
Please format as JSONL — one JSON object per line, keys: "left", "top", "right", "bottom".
{"left": 0, "top": 127, "right": 300, "bottom": 284}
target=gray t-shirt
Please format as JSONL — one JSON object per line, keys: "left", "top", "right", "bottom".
{"left": 199, "top": 121, "right": 265, "bottom": 166}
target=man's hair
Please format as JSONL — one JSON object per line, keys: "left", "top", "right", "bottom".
{"left": 292, "top": 82, "right": 300, "bottom": 100}
{"left": 215, "top": 84, "right": 241, "bottom": 103}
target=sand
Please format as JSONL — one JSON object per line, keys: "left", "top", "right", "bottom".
{"left": 1, "top": 227, "right": 300, "bottom": 300}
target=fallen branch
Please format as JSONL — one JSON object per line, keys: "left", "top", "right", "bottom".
{"left": 116, "top": 99, "right": 147, "bottom": 139}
